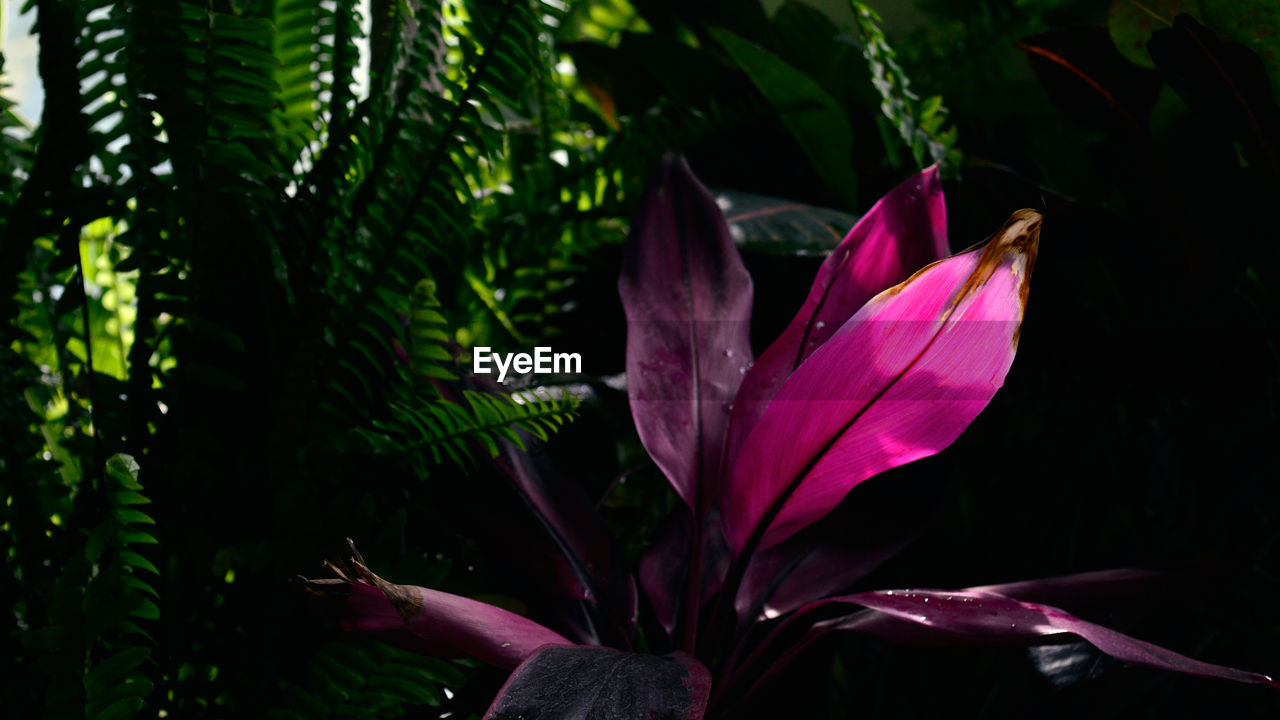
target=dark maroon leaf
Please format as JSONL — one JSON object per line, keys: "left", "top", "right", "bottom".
{"left": 639, "top": 507, "right": 730, "bottom": 642}
{"left": 827, "top": 588, "right": 1278, "bottom": 686}
{"left": 639, "top": 508, "right": 691, "bottom": 639}
{"left": 733, "top": 472, "right": 933, "bottom": 630}
{"left": 484, "top": 645, "right": 711, "bottom": 720}
{"left": 970, "top": 568, "right": 1167, "bottom": 606}
{"left": 619, "top": 154, "right": 755, "bottom": 510}
{"left": 717, "top": 570, "right": 1276, "bottom": 710}
{"left": 448, "top": 376, "right": 632, "bottom": 644}
{"left": 494, "top": 440, "right": 613, "bottom": 605}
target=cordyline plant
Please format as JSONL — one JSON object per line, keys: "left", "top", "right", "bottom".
{"left": 305, "top": 156, "right": 1276, "bottom": 718}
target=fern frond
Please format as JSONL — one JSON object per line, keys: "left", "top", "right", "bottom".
{"left": 0, "top": 55, "right": 34, "bottom": 202}
{"left": 360, "top": 388, "right": 578, "bottom": 475}
{"left": 309, "top": 0, "right": 547, "bottom": 423}
{"left": 271, "top": 0, "right": 365, "bottom": 167}
{"left": 0, "top": 345, "right": 68, "bottom": 703}
{"left": 461, "top": 97, "right": 729, "bottom": 348}
{"left": 849, "top": 1, "right": 960, "bottom": 172}
{"left": 11, "top": 453, "right": 158, "bottom": 719}
{"left": 266, "top": 637, "right": 469, "bottom": 719}
{"left": 83, "top": 454, "right": 158, "bottom": 720}
{"left": 408, "top": 277, "right": 457, "bottom": 388}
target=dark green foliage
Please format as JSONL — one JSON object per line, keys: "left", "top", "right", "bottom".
{"left": 265, "top": 638, "right": 471, "bottom": 720}
{"left": 361, "top": 389, "right": 580, "bottom": 474}
{"left": 3, "top": 0, "right": 602, "bottom": 717}
{"left": 11, "top": 454, "right": 158, "bottom": 720}
{"left": 848, "top": 1, "right": 961, "bottom": 173}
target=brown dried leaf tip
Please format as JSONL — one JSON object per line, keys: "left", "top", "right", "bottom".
{"left": 301, "top": 539, "right": 424, "bottom": 623}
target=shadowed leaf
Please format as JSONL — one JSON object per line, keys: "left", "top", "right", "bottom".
{"left": 619, "top": 154, "right": 754, "bottom": 510}
{"left": 1202, "top": 0, "right": 1280, "bottom": 97}
{"left": 1108, "top": 0, "right": 1202, "bottom": 67}
{"left": 724, "top": 570, "right": 1275, "bottom": 710}
{"left": 828, "top": 589, "right": 1279, "bottom": 687}
{"left": 733, "top": 471, "right": 933, "bottom": 630}
{"left": 710, "top": 27, "right": 859, "bottom": 207}
{"left": 717, "top": 189, "right": 858, "bottom": 257}
{"left": 485, "top": 646, "right": 710, "bottom": 720}
{"left": 1148, "top": 14, "right": 1280, "bottom": 175}
{"left": 1019, "top": 27, "right": 1162, "bottom": 130}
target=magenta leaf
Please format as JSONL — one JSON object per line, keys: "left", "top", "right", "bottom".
{"left": 619, "top": 154, "right": 754, "bottom": 509}
{"left": 723, "top": 209, "right": 1041, "bottom": 554}
{"left": 826, "top": 588, "right": 1279, "bottom": 687}
{"left": 484, "top": 645, "right": 711, "bottom": 720}
{"left": 720, "top": 571, "right": 1276, "bottom": 710}
{"left": 725, "top": 165, "right": 948, "bottom": 464}
{"left": 303, "top": 550, "right": 572, "bottom": 670}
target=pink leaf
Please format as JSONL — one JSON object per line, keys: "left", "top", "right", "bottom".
{"left": 724, "top": 210, "right": 1041, "bottom": 554}
{"left": 304, "top": 551, "right": 572, "bottom": 670}
{"left": 725, "top": 166, "right": 947, "bottom": 465}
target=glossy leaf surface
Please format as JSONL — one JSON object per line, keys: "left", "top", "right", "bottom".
{"left": 724, "top": 570, "right": 1273, "bottom": 709}
{"left": 829, "top": 588, "right": 1279, "bottom": 687}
